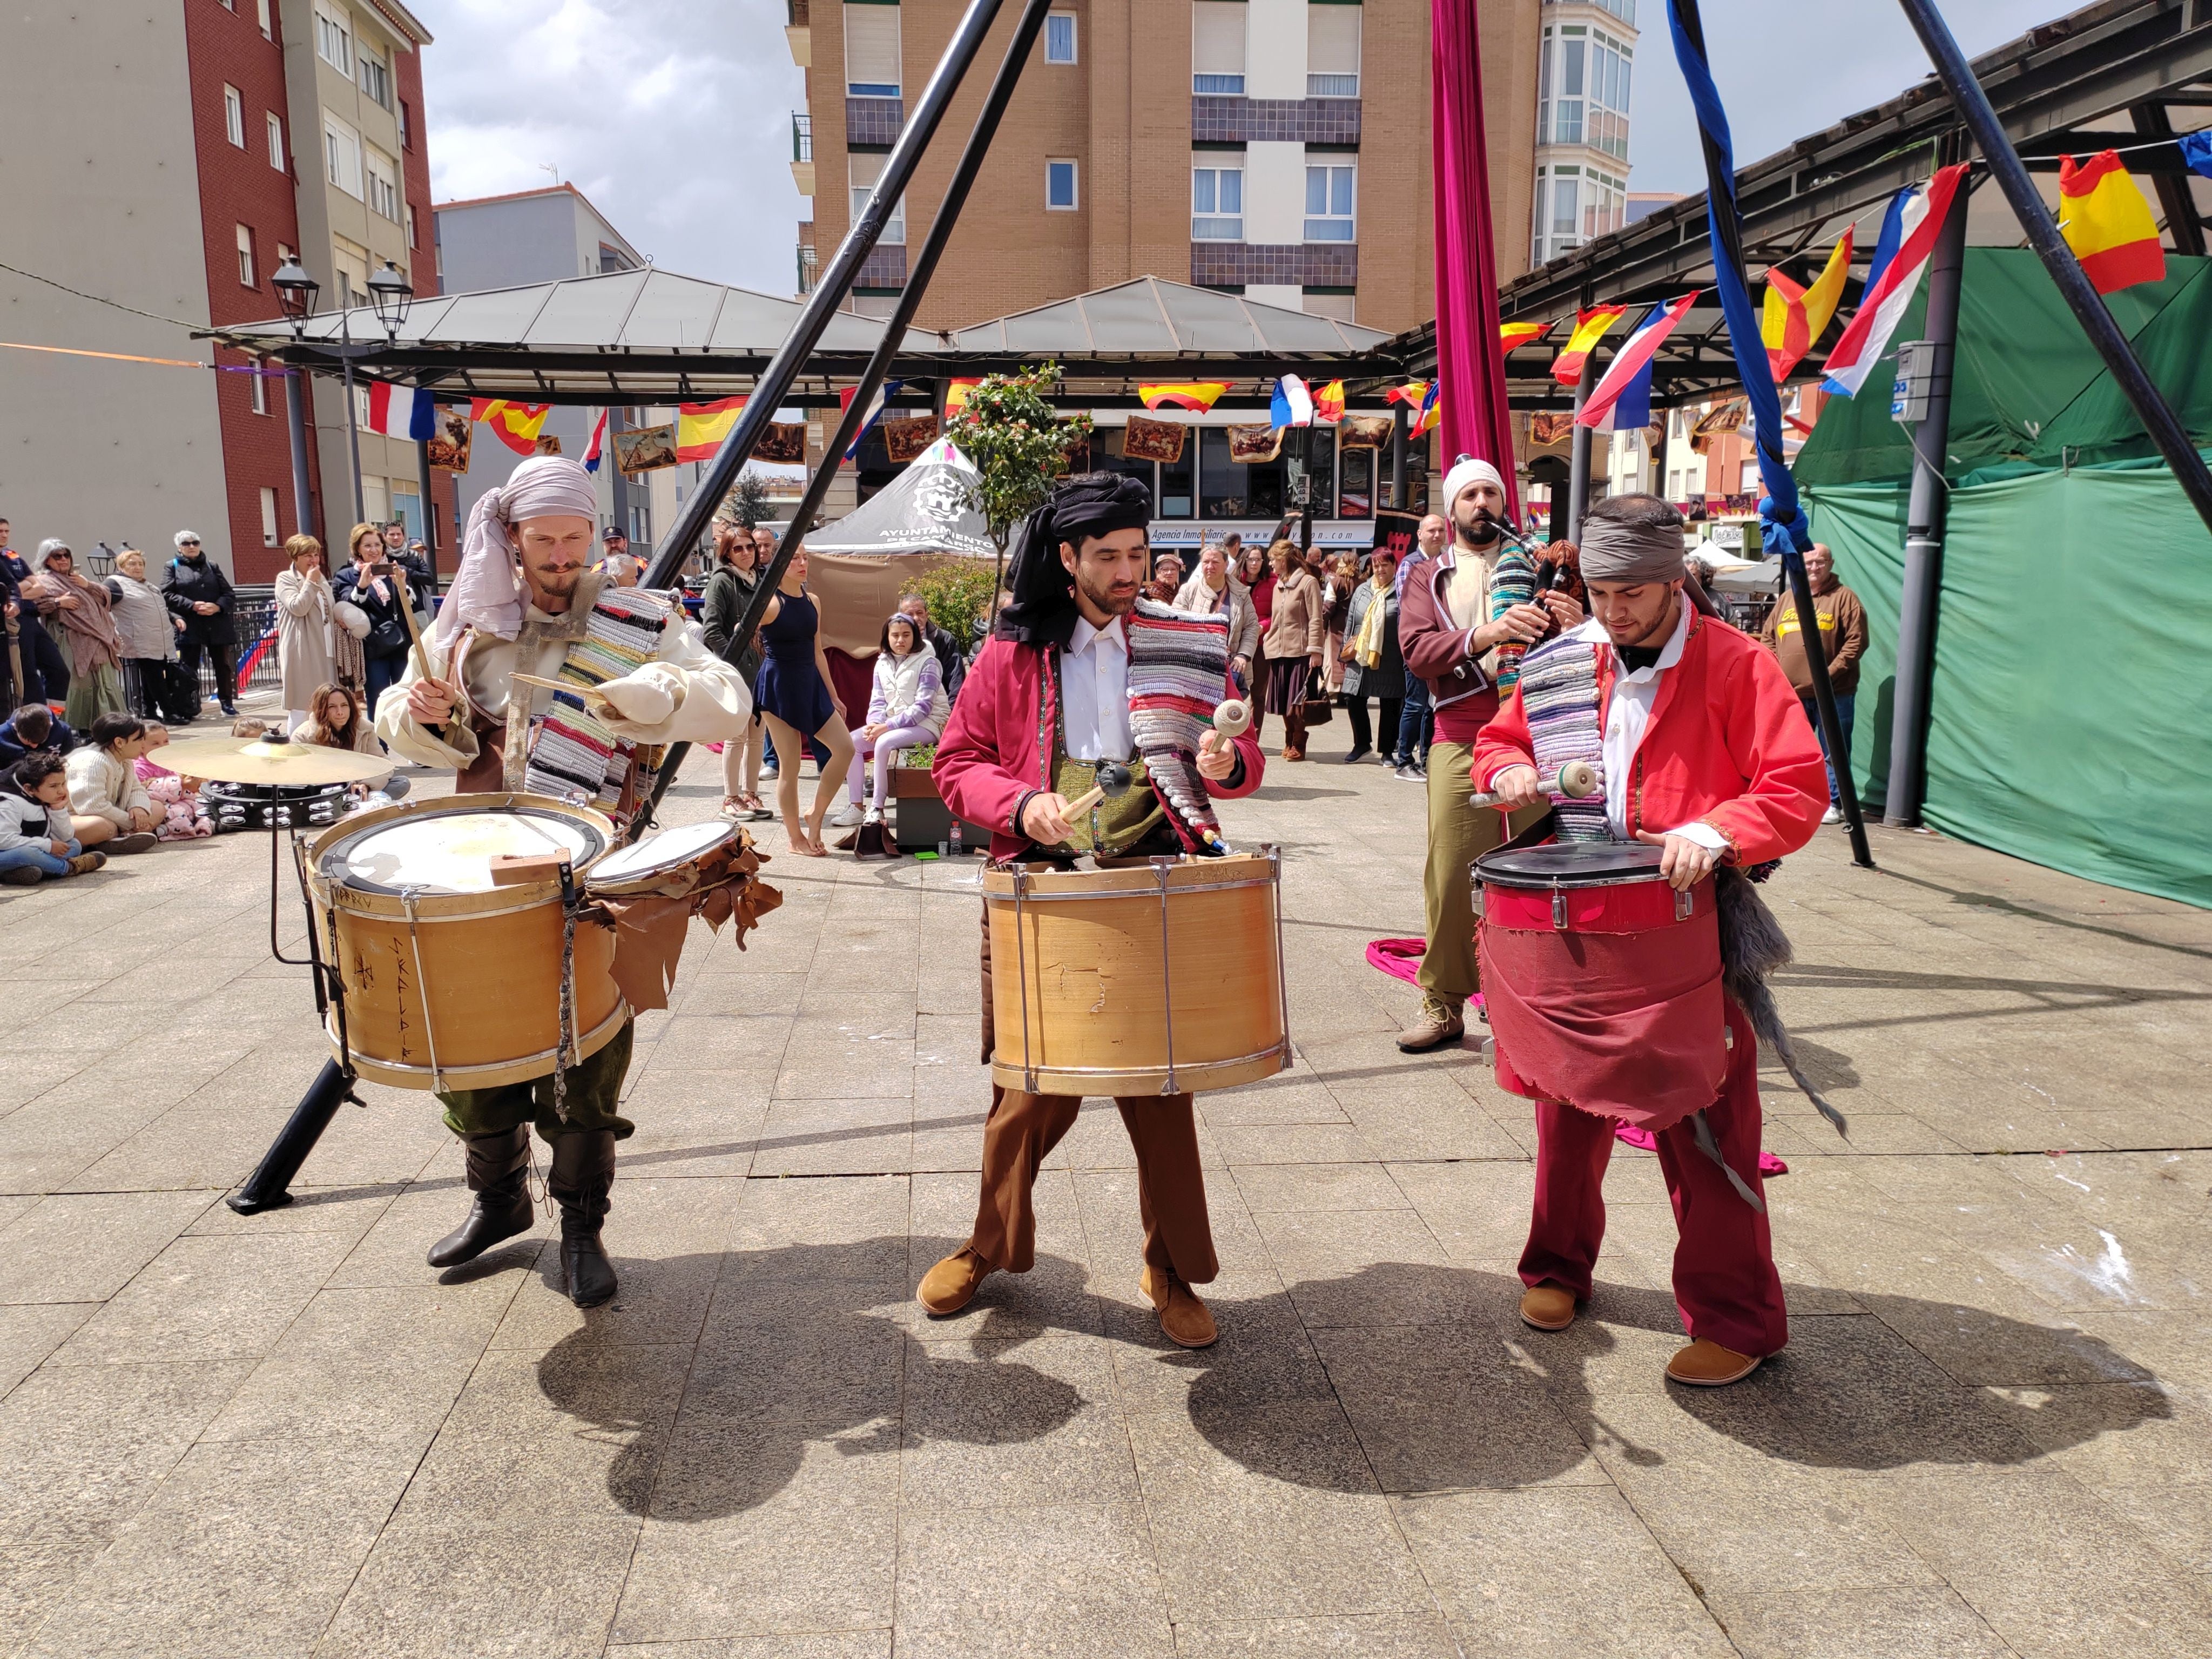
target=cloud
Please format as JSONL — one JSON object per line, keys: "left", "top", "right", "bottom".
{"left": 415, "top": 0, "right": 807, "bottom": 293}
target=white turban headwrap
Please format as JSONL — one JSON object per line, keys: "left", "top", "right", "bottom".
{"left": 431, "top": 455, "right": 601, "bottom": 650}
{"left": 1442, "top": 456, "right": 1506, "bottom": 514}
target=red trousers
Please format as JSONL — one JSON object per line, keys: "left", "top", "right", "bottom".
{"left": 1517, "top": 997, "right": 1789, "bottom": 1358}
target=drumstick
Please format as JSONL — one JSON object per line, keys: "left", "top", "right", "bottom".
{"left": 1192, "top": 700, "right": 1250, "bottom": 849}
{"left": 1064, "top": 760, "right": 1134, "bottom": 818}
{"left": 509, "top": 671, "right": 610, "bottom": 708}
{"left": 1468, "top": 758, "right": 1599, "bottom": 810}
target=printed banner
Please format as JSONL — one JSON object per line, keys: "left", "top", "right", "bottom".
{"left": 1339, "top": 413, "right": 1393, "bottom": 449}
{"left": 426, "top": 406, "right": 472, "bottom": 474}
{"left": 1227, "top": 423, "right": 1283, "bottom": 463}
{"left": 882, "top": 414, "right": 939, "bottom": 464}
{"left": 755, "top": 421, "right": 809, "bottom": 465}
{"left": 614, "top": 424, "right": 679, "bottom": 475}
{"left": 1122, "top": 414, "right": 1188, "bottom": 464}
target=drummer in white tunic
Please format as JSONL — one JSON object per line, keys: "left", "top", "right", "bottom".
{"left": 375, "top": 454, "right": 751, "bottom": 1306}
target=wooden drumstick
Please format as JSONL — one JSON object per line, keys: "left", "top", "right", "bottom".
{"left": 509, "top": 671, "right": 611, "bottom": 711}
{"left": 1064, "top": 760, "right": 1134, "bottom": 818}
{"left": 1193, "top": 699, "right": 1251, "bottom": 849}
{"left": 1468, "top": 758, "right": 1599, "bottom": 810}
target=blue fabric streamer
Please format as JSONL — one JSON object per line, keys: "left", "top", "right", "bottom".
{"left": 1663, "top": 0, "right": 1812, "bottom": 562}
{"left": 2182, "top": 131, "right": 2212, "bottom": 183}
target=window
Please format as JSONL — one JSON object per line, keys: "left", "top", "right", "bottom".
{"left": 259, "top": 488, "right": 280, "bottom": 547}
{"left": 324, "top": 114, "right": 362, "bottom": 198}
{"left": 235, "top": 224, "right": 256, "bottom": 288}
{"left": 223, "top": 84, "right": 245, "bottom": 147}
{"left": 1304, "top": 162, "right": 1355, "bottom": 242}
{"left": 1191, "top": 160, "right": 1243, "bottom": 240}
{"left": 407, "top": 203, "right": 419, "bottom": 249}
{"left": 1537, "top": 22, "right": 1631, "bottom": 160}
{"left": 249, "top": 356, "right": 269, "bottom": 416}
{"left": 398, "top": 98, "right": 412, "bottom": 150}
{"left": 629, "top": 504, "right": 651, "bottom": 543}
{"left": 1046, "top": 158, "right": 1078, "bottom": 211}
{"left": 332, "top": 237, "right": 370, "bottom": 308}
{"left": 1307, "top": 5, "right": 1360, "bottom": 97}
{"left": 266, "top": 112, "right": 285, "bottom": 170}
{"left": 848, "top": 152, "right": 905, "bottom": 244}
{"left": 365, "top": 145, "right": 400, "bottom": 221}
{"left": 257, "top": 0, "right": 272, "bottom": 38}
{"left": 1045, "top": 11, "right": 1076, "bottom": 63}
{"left": 1191, "top": 2, "right": 1246, "bottom": 95}
{"left": 314, "top": 3, "right": 352, "bottom": 75}
{"left": 844, "top": 4, "right": 901, "bottom": 97}
{"left": 359, "top": 45, "right": 390, "bottom": 110}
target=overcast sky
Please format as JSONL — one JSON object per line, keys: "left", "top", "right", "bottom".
{"left": 415, "top": 0, "right": 2069, "bottom": 293}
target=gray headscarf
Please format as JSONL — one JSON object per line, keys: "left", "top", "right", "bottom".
{"left": 1577, "top": 515, "right": 1685, "bottom": 586}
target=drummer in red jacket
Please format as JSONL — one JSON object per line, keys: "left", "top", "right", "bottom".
{"left": 1473, "top": 493, "right": 1828, "bottom": 1387}
{"left": 925, "top": 473, "right": 1265, "bottom": 1348}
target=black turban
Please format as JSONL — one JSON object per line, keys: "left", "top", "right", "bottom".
{"left": 994, "top": 471, "right": 1154, "bottom": 646}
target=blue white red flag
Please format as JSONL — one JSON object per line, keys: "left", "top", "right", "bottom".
{"left": 363, "top": 381, "right": 435, "bottom": 442}
{"left": 841, "top": 379, "right": 904, "bottom": 461}
{"left": 1576, "top": 292, "right": 1698, "bottom": 433}
{"left": 1270, "top": 374, "right": 1315, "bottom": 428}
{"left": 583, "top": 409, "right": 608, "bottom": 473}
{"left": 1821, "top": 165, "right": 1968, "bottom": 397}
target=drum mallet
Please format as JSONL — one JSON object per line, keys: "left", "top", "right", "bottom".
{"left": 1064, "top": 760, "right": 1134, "bottom": 818}
{"left": 1469, "top": 758, "right": 1600, "bottom": 810}
{"left": 1192, "top": 699, "right": 1252, "bottom": 849}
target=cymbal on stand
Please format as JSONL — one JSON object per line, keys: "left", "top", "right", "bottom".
{"left": 157, "top": 736, "right": 395, "bottom": 787}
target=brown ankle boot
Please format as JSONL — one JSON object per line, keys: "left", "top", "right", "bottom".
{"left": 1141, "top": 1265, "right": 1218, "bottom": 1348}
{"left": 919, "top": 1247, "right": 991, "bottom": 1315}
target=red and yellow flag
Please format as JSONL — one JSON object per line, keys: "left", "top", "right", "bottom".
{"left": 470, "top": 398, "right": 551, "bottom": 456}
{"left": 1385, "top": 381, "right": 1441, "bottom": 434}
{"left": 1761, "top": 226, "right": 1854, "bottom": 383}
{"left": 675, "top": 397, "right": 746, "bottom": 462}
{"left": 2059, "top": 151, "right": 2166, "bottom": 294}
{"left": 1138, "top": 381, "right": 1229, "bottom": 412}
{"left": 1551, "top": 305, "right": 1628, "bottom": 387}
{"left": 1500, "top": 320, "right": 1549, "bottom": 351}
{"left": 943, "top": 377, "right": 982, "bottom": 417}
{"left": 1313, "top": 380, "right": 1346, "bottom": 423}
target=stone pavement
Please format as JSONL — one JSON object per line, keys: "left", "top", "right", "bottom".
{"left": 1, "top": 739, "right": 2208, "bottom": 1659}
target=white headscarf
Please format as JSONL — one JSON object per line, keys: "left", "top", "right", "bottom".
{"left": 1442, "top": 456, "right": 1505, "bottom": 515}
{"left": 31, "top": 538, "right": 68, "bottom": 569}
{"left": 431, "top": 455, "right": 601, "bottom": 650}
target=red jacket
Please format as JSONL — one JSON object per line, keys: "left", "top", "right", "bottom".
{"left": 935, "top": 631, "right": 1266, "bottom": 862}
{"left": 1471, "top": 614, "right": 1827, "bottom": 866}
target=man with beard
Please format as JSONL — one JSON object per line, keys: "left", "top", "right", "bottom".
{"left": 1394, "top": 459, "right": 1581, "bottom": 1052}
{"left": 376, "top": 454, "right": 754, "bottom": 1307}
{"left": 921, "top": 473, "right": 1265, "bottom": 1348}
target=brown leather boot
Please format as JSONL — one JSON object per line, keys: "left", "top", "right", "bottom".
{"left": 1666, "top": 1339, "right": 1764, "bottom": 1386}
{"left": 919, "top": 1247, "right": 992, "bottom": 1316}
{"left": 1519, "top": 1283, "right": 1578, "bottom": 1331}
{"left": 1282, "top": 714, "right": 1307, "bottom": 761}
{"left": 1141, "top": 1265, "right": 1218, "bottom": 1348}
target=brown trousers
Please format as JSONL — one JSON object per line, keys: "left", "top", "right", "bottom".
{"left": 970, "top": 901, "right": 1219, "bottom": 1283}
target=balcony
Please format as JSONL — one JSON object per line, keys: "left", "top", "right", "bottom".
{"left": 785, "top": 0, "right": 810, "bottom": 66}
{"left": 1190, "top": 96, "right": 1360, "bottom": 145}
{"left": 798, "top": 239, "right": 818, "bottom": 295}
{"left": 847, "top": 97, "right": 904, "bottom": 147}
{"left": 791, "top": 112, "right": 814, "bottom": 197}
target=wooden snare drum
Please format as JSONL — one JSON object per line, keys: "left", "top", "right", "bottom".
{"left": 306, "top": 793, "right": 627, "bottom": 1092}
{"left": 983, "top": 849, "right": 1290, "bottom": 1096}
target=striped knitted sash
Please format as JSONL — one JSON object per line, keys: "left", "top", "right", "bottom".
{"left": 1487, "top": 548, "right": 1541, "bottom": 692}
{"left": 1515, "top": 631, "right": 1609, "bottom": 842}
{"left": 1125, "top": 597, "right": 1230, "bottom": 850}
{"left": 513, "top": 584, "right": 673, "bottom": 818}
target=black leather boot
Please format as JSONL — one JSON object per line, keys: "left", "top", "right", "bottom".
{"left": 426, "top": 1126, "right": 535, "bottom": 1268}
{"left": 548, "top": 1129, "right": 618, "bottom": 1308}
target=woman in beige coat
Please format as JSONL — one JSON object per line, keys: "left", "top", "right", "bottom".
{"left": 273, "top": 535, "right": 336, "bottom": 734}
{"left": 1257, "top": 540, "right": 1326, "bottom": 759}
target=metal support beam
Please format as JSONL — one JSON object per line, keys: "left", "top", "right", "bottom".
{"left": 2132, "top": 102, "right": 2208, "bottom": 256}
{"left": 1391, "top": 404, "right": 1408, "bottom": 510}
{"left": 1564, "top": 357, "right": 1595, "bottom": 540}
{"left": 284, "top": 366, "right": 315, "bottom": 541}
{"left": 415, "top": 436, "right": 440, "bottom": 586}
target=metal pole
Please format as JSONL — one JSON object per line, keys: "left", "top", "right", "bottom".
{"left": 340, "top": 351, "right": 365, "bottom": 522}
{"left": 415, "top": 434, "right": 439, "bottom": 587}
{"left": 1650, "top": 407, "right": 1671, "bottom": 507}
{"left": 631, "top": 0, "right": 1052, "bottom": 836}
{"left": 285, "top": 367, "right": 315, "bottom": 540}
{"left": 1390, "top": 404, "right": 1408, "bottom": 509}
{"left": 1884, "top": 170, "right": 1967, "bottom": 827}
{"left": 641, "top": 0, "right": 1008, "bottom": 590}
{"left": 226, "top": 1059, "right": 357, "bottom": 1213}
{"left": 1565, "top": 359, "right": 1595, "bottom": 540}
{"left": 1893, "top": 0, "right": 2212, "bottom": 537}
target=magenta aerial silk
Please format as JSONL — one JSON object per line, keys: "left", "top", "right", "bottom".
{"left": 1430, "top": 0, "right": 1522, "bottom": 519}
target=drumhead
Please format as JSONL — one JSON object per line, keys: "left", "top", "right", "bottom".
{"left": 322, "top": 806, "right": 605, "bottom": 896}
{"left": 1476, "top": 841, "right": 1667, "bottom": 889}
{"left": 586, "top": 819, "right": 736, "bottom": 885}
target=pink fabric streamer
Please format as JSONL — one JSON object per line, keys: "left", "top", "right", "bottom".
{"left": 1613, "top": 1122, "right": 1789, "bottom": 1177}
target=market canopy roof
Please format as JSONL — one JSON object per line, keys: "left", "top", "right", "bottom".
{"left": 200, "top": 274, "right": 1402, "bottom": 409}
{"left": 801, "top": 439, "right": 996, "bottom": 557}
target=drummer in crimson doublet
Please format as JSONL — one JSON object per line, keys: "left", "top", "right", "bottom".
{"left": 376, "top": 455, "right": 753, "bottom": 1307}
{"left": 1473, "top": 493, "right": 1829, "bottom": 1387}
{"left": 922, "top": 473, "right": 1266, "bottom": 1348}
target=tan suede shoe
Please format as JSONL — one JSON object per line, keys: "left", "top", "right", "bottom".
{"left": 1395, "top": 996, "right": 1465, "bottom": 1053}
{"left": 1665, "top": 1339, "right": 1764, "bottom": 1387}
{"left": 1519, "top": 1283, "right": 1578, "bottom": 1332}
{"left": 1141, "top": 1265, "right": 1218, "bottom": 1348}
{"left": 918, "top": 1247, "right": 991, "bottom": 1316}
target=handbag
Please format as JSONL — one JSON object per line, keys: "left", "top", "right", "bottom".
{"left": 1298, "top": 666, "right": 1334, "bottom": 727}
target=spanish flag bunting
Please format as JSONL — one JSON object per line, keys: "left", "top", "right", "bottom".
{"left": 675, "top": 396, "right": 746, "bottom": 462}
{"left": 1138, "top": 381, "right": 1229, "bottom": 412}
{"left": 1500, "top": 320, "right": 1548, "bottom": 350}
{"left": 1385, "top": 380, "right": 1428, "bottom": 407}
{"left": 943, "top": 377, "right": 982, "bottom": 416}
{"left": 1761, "top": 226, "right": 1854, "bottom": 383}
{"left": 1313, "top": 380, "right": 1346, "bottom": 423}
{"left": 470, "top": 398, "right": 551, "bottom": 456}
{"left": 1551, "top": 305, "right": 1628, "bottom": 388}
{"left": 2059, "top": 150, "right": 2166, "bottom": 295}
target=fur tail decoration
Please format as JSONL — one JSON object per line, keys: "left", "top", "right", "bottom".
{"left": 1715, "top": 866, "right": 1849, "bottom": 1139}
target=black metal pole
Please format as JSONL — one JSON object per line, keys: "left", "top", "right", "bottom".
{"left": 1884, "top": 165, "right": 1968, "bottom": 827}
{"left": 632, "top": 0, "right": 1053, "bottom": 836}
{"left": 1390, "top": 404, "right": 1408, "bottom": 509}
{"left": 640, "top": 0, "right": 1008, "bottom": 591}
{"left": 1565, "top": 351, "right": 1596, "bottom": 539}
{"left": 1893, "top": 0, "right": 2212, "bottom": 537}
{"left": 285, "top": 366, "right": 316, "bottom": 541}
{"left": 226, "top": 1059, "right": 357, "bottom": 1213}
{"left": 415, "top": 434, "right": 439, "bottom": 586}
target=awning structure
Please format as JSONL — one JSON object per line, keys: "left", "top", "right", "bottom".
{"left": 200, "top": 275, "right": 1405, "bottom": 410}
{"left": 800, "top": 439, "right": 995, "bottom": 556}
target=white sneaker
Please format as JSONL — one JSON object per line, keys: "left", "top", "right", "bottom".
{"left": 1821, "top": 804, "right": 1843, "bottom": 824}
{"left": 826, "top": 803, "right": 865, "bottom": 829}
{"left": 862, "top": 805, "right": 885, "bottom": 827}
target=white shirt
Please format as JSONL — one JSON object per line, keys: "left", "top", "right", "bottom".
{"left": 1061, "top": 615, "right": 1132, "bottom": 763}
{"left": 1570, "top": 605, "right": 1727, "bottom": 852}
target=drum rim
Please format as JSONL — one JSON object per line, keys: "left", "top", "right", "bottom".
{"left": 583, "top": 818, "right": 738, "bottom": 884}
{"left": 1474, "top": 841, "right": 1670, "bottom": 891}
{"left": 319, "top": 801, "right": 609, "bottom": 897}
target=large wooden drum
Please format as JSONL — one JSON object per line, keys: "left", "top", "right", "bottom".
{"left": 306, "top": 793, "right": 627, "bottom": 1092}
{"left": 983, "top": 850, "right": 1290, "bottom": 1096}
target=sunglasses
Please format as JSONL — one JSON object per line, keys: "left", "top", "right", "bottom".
{"left": 180, "top": 539, "right": 202, "bottom": 547}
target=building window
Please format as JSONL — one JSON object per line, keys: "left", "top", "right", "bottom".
{"left": 366, "top": 145, "right": 400, "bottom": 221}
{"left": 1191, "top": 1, "right": 1246, "bottom": 95}
{"left": 1046, "top": 158, "right": 1078, "bottom": 211}
{"left": 848, "top": 152, "right": 905, "bottom": 244}
{"left": 1192, "top": 161, "right": 1244, "bottom": 240}
{"left": 1306, "top": 5, "right": 1360, "bottom": 97}
{"left": 844, "top": 3, "right": 901, "bottom": 97}
{"left": 235, "top": 224, "right": 257, "bottom": 288}
{"left": 1537, "top": 22, "right": 1632, "bottom": 161}
{"left": 260, "top": 488, "right": 280, "bottom": 547}
{"left": 325, "top": 114, "right": 362, "bottom": 198}
{"left": 1304, "top": 163, "right": 1355, "bottom": 242}
{"left": 398, "top": 98, "right": 412, "bottom": 150}
{"left": 266, "top": 112, "right": 285, "bottom": 170}
{"left": 257, "top": 0, "right": 273, "bottom": 38}
{"left": 314, "top": 3, "right": 352, "bottom": 75}
{"left": 359, "top": 45, "right": 391, "bottom": 110}
{"left": 407, "top": 203, "right": 420, "bottom": 249}
{"left": 332, "top": 237, "right": 370, "bottom": 309}
{"left": 222, "top": 84, "right": 245, "bottom": 147}
{"left": 1045, "top": 11, "right": 1076, "bottom": 63}
{"left": 249, "top": 356, "right": 269, "bottom": 416}
{"left": 629, "top": 504, "right": 651, "bottom": 543}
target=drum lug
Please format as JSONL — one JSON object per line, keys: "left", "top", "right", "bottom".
{"left": 1675, "top": 886, "right": 1694, "bottom": 922}
{"left": 1551, "top": 885, "right": 1567, "bottom": 930}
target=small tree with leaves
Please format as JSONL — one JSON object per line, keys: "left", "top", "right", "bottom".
{"left": 944, "top": 364, "right": 1094, "bottom": 602}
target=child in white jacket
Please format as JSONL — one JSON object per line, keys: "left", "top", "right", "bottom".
{"left": 835, "top": 613, "right": 950, "bottom": 827}
{"left": 0, "top": 753, "right": 107, "bottom": 884}
{"left": 64, "top": 712, "right": 160, "bottom": 853}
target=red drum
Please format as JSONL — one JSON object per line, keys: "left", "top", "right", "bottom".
{"left": 1474, "top": 841, "right": 1727, "bottom": 1132}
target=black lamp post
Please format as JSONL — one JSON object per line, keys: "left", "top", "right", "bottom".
{"left": 272, "top": 256, "right": 413, "bottom": 524}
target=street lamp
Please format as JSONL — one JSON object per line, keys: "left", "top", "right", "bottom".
{"left": 272, "top": 258, "right": 414, "bottom": 524}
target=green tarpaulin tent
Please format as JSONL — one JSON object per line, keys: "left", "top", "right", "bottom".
{"left": 1792, "top": 251, "right": 2212, "bottom": 909}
